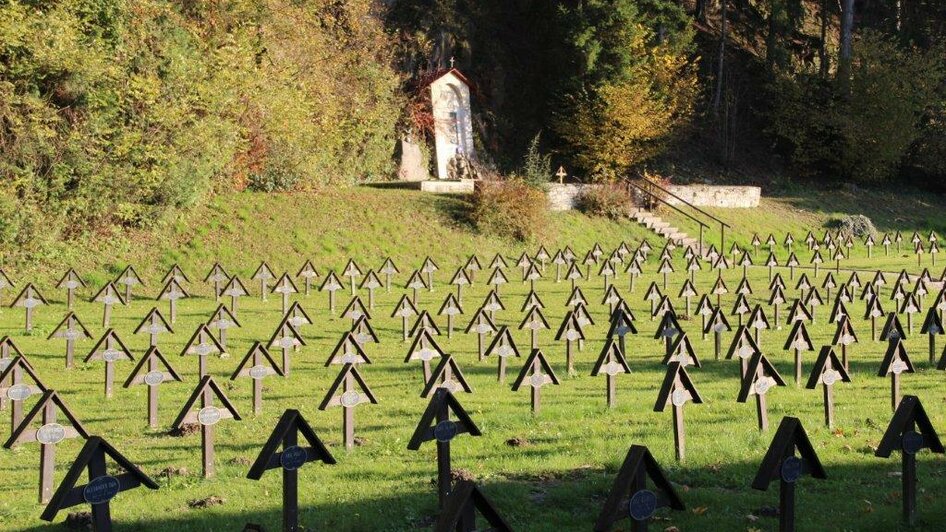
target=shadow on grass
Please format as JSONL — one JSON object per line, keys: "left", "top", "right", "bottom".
{"left": 18, "top": 454, "right": 946, "bottom": 531}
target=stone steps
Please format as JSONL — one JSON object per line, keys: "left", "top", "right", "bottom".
{"left": 632, "top": 209, "right": 712, "bottom": 258}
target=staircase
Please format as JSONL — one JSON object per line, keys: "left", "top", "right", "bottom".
{"left": 633, "top": 209, "right": 704, "bottom": 254}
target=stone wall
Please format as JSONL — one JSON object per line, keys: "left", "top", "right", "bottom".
{"left": 547, "top": 183, "right": 596, "bottom": 212}
{"left": 666, "top": 185, "right": 760, "bottom": 208}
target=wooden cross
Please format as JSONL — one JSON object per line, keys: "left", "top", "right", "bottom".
{"left": 246, "top": 409, "right": 336, "bottom": 532}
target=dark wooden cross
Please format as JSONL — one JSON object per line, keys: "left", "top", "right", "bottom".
{"left": 556, "top": 310, "right": 586, "bottom": 374}
{"left": 319, "top": 363, "right": 378, "bottom": 450}
{"left": 251, "top": 261, "right": 275, "bottom": 300}
{"left": 40, "top": 436, "right": 159, "bottom": 531}
{"left": 296, "top": 259, "right": 320, "bottom": 296}
{"left": 380, "top": 257, "right": 400, "bottom": 292}
{"left": 91, "top": 282, "right": 126, "bottom": 328}
{"left": 319, "top": 271, "right": 344, "bottom": 313}
{"left": 738, "top": 352, "right": 787, "bottom": 431}
{"left": 920, "top": 306, "right": 943, "bottom": 364}
{"left": 231, "top": 342, "right": 285, "bottom": 415}
{"left": 4, "top": 390, "right": 88, "bottom": 504}
{"left": 407, "top": 388, "right": 481, "bottom": 509}
{"left": 221, "top": 274, "right": 249, "bottom": 315}
{"left": 751, "top": 416, "right": 827, "bottom": 532}
{"left": 206, "top": 262, "right": 231, "bottom": 301}
{"left": 133, "top": 307, "right": 173, "bottom": 347}
{"left": 48, "top": 312, "right": 92, "bottom": 369}
{"left": 422, "top": 354, "right": 473, "bottom": 399}
{"left": 172, "top": 375, "right": 242, "bottom": 478}
{"left": 359, "top": 270, "right": 383, "bottom": 308}
{"left": 181, "top": 323, "right": 226, "bottom": 377}
{"left": 272, "top": 273, "right": 299, "bottom": 314}
{"left": 246, "top": 409, "right": 336, "bottom": 532}
{"left": 122, "top": 343, "right": 183, "bottom": 429}
{"left": 0, "top": 351, "right": 47, "bottom": 434}
{"left": 207, "top": 303, "right": 241, "bottom": 352}
{"left": 84, "top": 329, "right": 133, "bottom": 399}
{"left": 875, "top": 395, "right": 945, "bottom": 525}
{"left": 726, "top": 325, "right": 761, "bottom": 379}
{"left": 406, "top": 329, "right": 444, "bottom": 382}
{"left": 511, "top": 348, "right": 559, "bottom": 415}
{"left": 607, "top": 307, "right": 637, "bottom": 360}
{"left": 594, "top": 444, "right": 685, "bottom": 532}
{"left": 487, "top": 267, "right": 508, "bottom": 296}
{"left": 156, "top": 277, "right": 188, "bottom": 323}
{"left": 421, "top": 256, "right": 440, "bottom": 291}
{"left": 342, "top": 259, "right": 363, "bottom": 296}
{"left": 11, "top": 282, "right": 47, "bottom": 332}
{"left": 56, "top": 268, "right": 86, "bottom": 309}
{"left": 805, "top": 346, "right": 851, "bottom": 429}
{"left": 519, "top": 306, "right": 549, "bottom": 349}
{"left": 703, "top": 307, "right": 731, "bottom": 360}
{"left": 115, "top": 265, "right": 143, "bottom": 303}
{"left": 783, "top": 320, "right": 814, "bottom": 386}
{"left": 434, "top": 480, "right": 513, "bottom": 532}
{"left": 591, "top": 339, "right": 630, "bottom": 408}
{"left": 484, "top": 326, "right": 521, "bottom": 383}
{"left": 466, "top": 308, "right": 498, "bottom": 360}
{"left": 438, "top": 293, "right": 464, "bottom": 338}
{"left": 326, "top": 331, "right": 371, "bottom": 367}
{"left": 879, "top": 337, "right": 915, "bottom": 412}
{"left": 654, "top": 362, "right": 702, "bottom": 461}
{"left": 405, "top": 271, "right": 429, "bottom": 303}
{"left": 392, "top": 294, "right": 419, "bottom": 341}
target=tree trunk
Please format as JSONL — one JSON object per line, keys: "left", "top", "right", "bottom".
{"left": 695, "top": 0, "right": 707, "bottom": 23}
{"left": 819, "top": 0, "right": 829, "bottom": 77}
{"left": 838, "top": 0, "right": 854, "bottom": 89}
{"left": 713, "top": 0, "right": 728, "bottom": 113}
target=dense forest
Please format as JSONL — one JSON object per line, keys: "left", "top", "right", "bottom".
{"left": 0, "top": 0, "right": 944, "bottom": 248}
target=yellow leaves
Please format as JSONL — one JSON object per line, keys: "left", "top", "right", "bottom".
{"left": 691, "top": 505, "right": 709, "bottom": 515}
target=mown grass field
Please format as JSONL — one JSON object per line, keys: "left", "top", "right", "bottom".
{"left": 1, "top": 187, "right": 945, "bottom": 531}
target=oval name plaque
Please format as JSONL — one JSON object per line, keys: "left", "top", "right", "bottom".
{"left": 530, "top": 374, "right": 546, "bottom": 388}
{"left": 197, "top": 406, "right": 222, "bottom": 426}
{"left": 36, "top": 423, "right": 66, "bottom": 445}
{"left": 7, "top": 383, "right": 32, "bottom": 401}
{"left": 249, "top": 365, "right": 269, "bottom": 380}
{"left": 628, "top": 489, "right": 658, "bottom": 521}
{"left": 84, "top": 475, "right": 120, "bottom": 505}
{"left": 143, "top": 371, "right": 165, "bottom": 387}
{"left": 102, "top": 349, "right": 122, "bottom": 363}
{"left": 902, "top": 431, "right": 924, "bottom": 455}
{"left": 340, "top": 390, "right": 361, "bottom": 408}
{"left": 671, "top": 390, "right": 688, "bottom": 407}
{"left": 780, "top": 456, "right": 802, "bottom": 483}
{"left": 433, "top": 420, "right": 458, "bottom": 443}
{"left": 281, "top": 445, "right": 308, "bottom": 471}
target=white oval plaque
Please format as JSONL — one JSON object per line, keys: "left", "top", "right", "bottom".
{"left": 36, "top": 423, "right": 66, "bottom": 445}
{"left": 143, "top": 371, "right": 165, "bottom": 386}
{"left": 197, "top": 406, "right": 222, "bottom": 426}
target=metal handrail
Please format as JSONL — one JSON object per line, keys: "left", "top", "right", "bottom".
{"left": 629, "top": 178, "right": 731, "bottom": 229}
{"left": 622, "top": 177, "right": 730, "bottom": 255}
{"left": 623, "top": 180, "right": 710, "bottom": 255}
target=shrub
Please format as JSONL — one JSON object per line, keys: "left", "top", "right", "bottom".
{"left": 470, "top": 180, "right": 548, "bottom": 241}
{"left": 519, "top": 133, "right": 552, "bottom": 189}
{"left": 576, "top": 184, "right": 636, "bottom": 219}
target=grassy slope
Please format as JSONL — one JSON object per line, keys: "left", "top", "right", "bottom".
{"left": 1, "top": 187, "right": 945, "bottom": 531}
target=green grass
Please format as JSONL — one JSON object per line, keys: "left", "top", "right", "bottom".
{"left": 1, "top": 187, "right": 946, "bottom": 531}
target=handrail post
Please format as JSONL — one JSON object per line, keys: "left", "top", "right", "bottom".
{"left": 721, "top": 224, "right": 726, "bottom": 257}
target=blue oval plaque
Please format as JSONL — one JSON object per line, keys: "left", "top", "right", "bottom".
{"left": 902, "top": 431, "right": 924, "bottom": 455}
{"left": 628, "top": 489, "right": 658, "bottom": 521}
{"left": 280, "top": 445, "right": 308, "bottom": 471}
{"left": 780, "top": 456, "right": 802, "bottom": 483}
{"left": 433, "top": 420, "right": 458, "bottom": 443}
{"left": 84, "top": 476, "right": 120, "bottom": 505}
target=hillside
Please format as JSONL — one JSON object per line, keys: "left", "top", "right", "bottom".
{"left": 2, "top": 187, "right": 946, "bottom": 530}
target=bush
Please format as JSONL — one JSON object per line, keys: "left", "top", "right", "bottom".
{"left": 470, "top": 180, "right": 548, "bottom": 241}
{"left": 519, "top": 133, "right": 552, "bottom": 189}
{"left": 576, "top": 184, "right": 636, "bottom": 219}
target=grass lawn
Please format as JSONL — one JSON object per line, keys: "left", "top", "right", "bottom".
{"left": 1, "top": 187, "right": 945, "bottom": 531}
